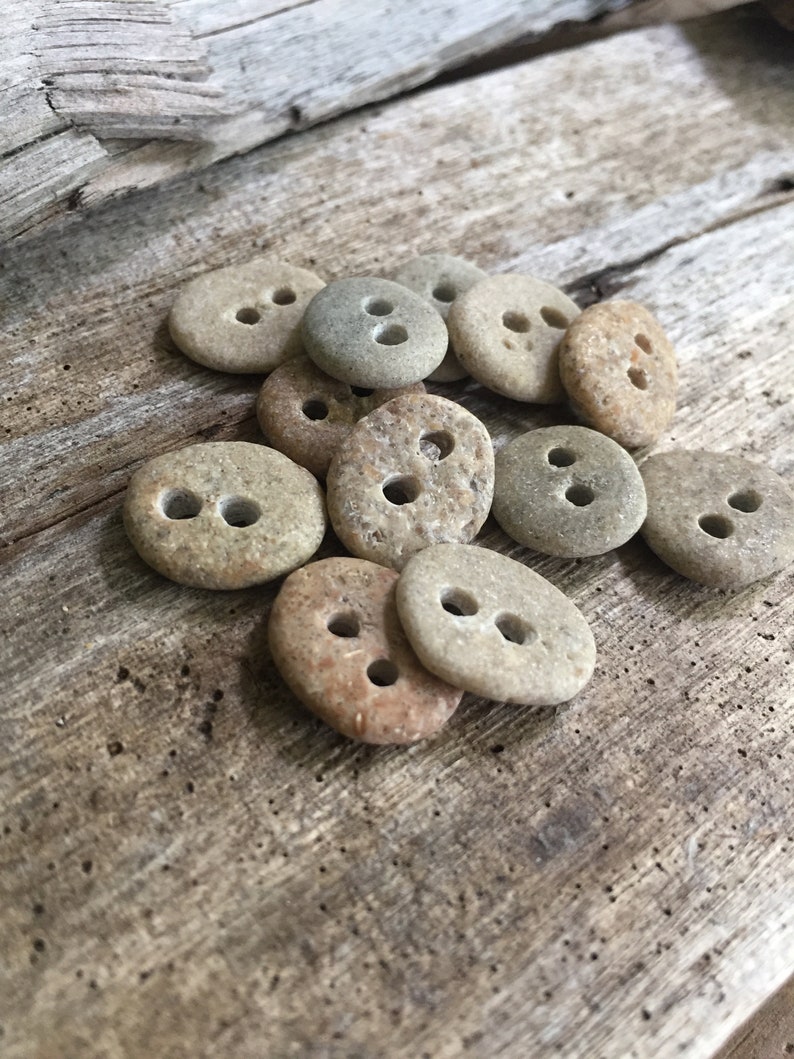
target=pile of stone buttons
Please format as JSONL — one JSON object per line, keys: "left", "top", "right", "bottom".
{"left": 122, "top": 253, "right": 794, "bottom": 745}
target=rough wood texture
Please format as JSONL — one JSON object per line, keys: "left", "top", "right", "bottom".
{"left": 2, "top": 11, "right": 794, "bottom": 1058}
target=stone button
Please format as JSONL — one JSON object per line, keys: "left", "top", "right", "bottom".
{"left": 559, "top": 300, "right": 677, "bottom": 449}
{"left": 169, "top": 259, "right": 325, "bottom": 374}
{"left": 393, "top": 253, "right": 487, "bottom": 382}
{"left": 326, "top": 393, "right": 494, "bottom": 570}
{"left": 268, "top": 557, "right": 463, "bottom": 744}
{"left": 493, "top": 425, "right": 647, "bottom": 557}
{"left": 301, "top": 277, "right": 448, "bottom": 388}
{"left": 123, "top": 441, "right": 327, "bottom": 589}
{"left": 639, "top": 450, "right": 794, "bottom": 588}
{"left": 396, "top": 544, "right": 596, "bottom": 705}
{"left": 447, "top": 274, "right": 580, "bottom": 403}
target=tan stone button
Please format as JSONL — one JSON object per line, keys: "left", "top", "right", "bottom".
{"left": 326, "top": 393, "right": 494, "bottom": 570}
{"left": 268, "top": 557, "right": 463, "bottom": 744}
{"left": 256, "top": 355, "right": 424, "bottom": 479}
{"left": 559, "top": 300, "right": 677, "bottom": 449}
{"left": 447, "top": 274, "right": 580, "bottom": 403}
{"left": 640, "top": 450, "right": 794, "bottom": 588}
{"left": 396, "top": 544, "right": 596, "bottom": 705}
{"left": 168, "top": 259, "right": 325, "bottom": 373}
{"left": 123, "top": 441, "right": 327, "bottom": 589}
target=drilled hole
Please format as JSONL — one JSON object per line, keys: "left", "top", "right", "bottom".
{"left": 382, "top": 476, "right": 420, "bottom": 505}
{"left": 235, "top": 307, "right": 260, "bottom": 325}
{"left": 419, "top": 430, "right": 455, "bottom": 461}
{"left": 502, "top": 311, "right": 530, "bottom": 333}
{"left": 540, "top": 306, "right": 568, "bottom": 329}
{"left": 272, "top": 287, "right": 296, "bottom": 305}
{"left": 728, "top": 490, "right": 762, "bottom": 513}
{"left": 699, "top": 514, "right": 733, "bottom": 539}
{"left": 635, "top": 333, "right": 652, "bottom": 354}
{"left": 350, "top": 386, "right": 375, "bottom": 397}
{"left": 432, "top": 283, "right": 456, "bottom": 303}
{"left": 565, "top": 484, "right": 595, "bottom": 507}
{"left": 367, "top": 659, "right": 398, "bottom": 686}
{"left": 440, "top": 588, "right": 478, "bottom": 616}
{"left": 218, "top": 496, "right": 260, "bottom": 528}
{"left": 161, "top": 489, "right": 202, "bottom": 520}
{"left": 547, "top": 447, "right": 575, "bottom": 467}
{"left": 628, "top": 366, "right": 650, "bottom": 390}
{"left": 364, "top": 298, "right": 393, "bottom": 317}
{"left": 374, "top": 323, "right": 408, "bottom": 345}
{"left": 327, "top": 612, "right": 360, "bottom": 638}
{"left": 302, "top": 399, "right": 328, "bottom": 421}
{"left": 495, "top": 613, "right": 535, "bottom": 645}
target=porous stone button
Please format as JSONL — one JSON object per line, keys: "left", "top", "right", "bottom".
{"left": 268, "top": 557, "right": 463, "bottom": 744}
{"left": 326, "top": 394, "right": 494, "bottom": 570}
{"left": 256, "top": 355, "right": 424, "bottom": 479}
{"left": 639, "top": 450, "right": 794, "bottom": 588}
{"left": 168, "top": 259, "right": 325, "bottom": 373}
{"left": 396, "top": 544, "right": 596, "bottom": 705}
{"left": 123, "top": 441, "right": 326, "bottom": 589}
{"left": 302, "top": 277, "right": 448, "bottom": 387}
{"left": 559, "top": 300, "right": 677, "bottom": 449}
{"left": 393, "top": 253, "right": 487, "bottom": 382}
{"left": 493, "top": 425, "right": 647, "bottom": 557}
{"left": 447, "top": 274, "right": 580, "bottom": 403}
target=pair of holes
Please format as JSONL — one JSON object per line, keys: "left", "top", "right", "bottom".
{"left": 362, "top": 297, "right": 408, "bottom": 347}
{"left": 628, "top": 333, "right": 654, "bottom": 390}
{"left": 546, "top": 447, "right": 594, "bottom": 507}
{"left": 235, "top": 288, "right": 296, "bottom": 324}
{"left": 698, "top": 489, "right": 763, "bottom": 539}
{"left": 502, "top": 306, "right": 569, "bottom": 333}
{"left": 326, "top": 613, "right": 398, "bottom": 686}
{"left": 440, "top": 589, "right": 535, "bottom": 645}
{"left": 161, "top": 490, "right": 260, "bottom": 528}
{"left": 302, "top": 385, "right": 375, "bottom": 421}
{"left": 380, "top": 431, "right": 456, "bottom": 506}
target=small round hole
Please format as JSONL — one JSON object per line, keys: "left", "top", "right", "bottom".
{"left": 540, "top": 306, "right": 569, "bottom": 329}
{"left": 502, "top": 311, "right": 530, "bottom": 333}
{"left": 235, "top": 307, "right": 260, "bottom": 325}
{"left": 628, "top": 367, "right": 650, "bottom": 390}
{"left": 565, "top": 484, "right": 595, "bottom": 507}
{"left": 495, "top": 614, "right": 535, "bottom": 645}
{"left": 219, "top": 496, "right": 260, "bottom": 528}
{"left": 382, "top": 476, "right": 420, "bottom": 505}
{"left": 161, "top": 489, "right": 202, "bottom": 520}
{"left": 419, "top": 430, "right": 455, "bottom": 462}
{"left": 727, "top": 490, "right": 762, "bottom": 513}
{"left": 432, "top": 284, "right": 456, "bottom": 303}
{"left": 271, "top": 288, "right": 296, "bottom": 305}
{"left": 547, "top": 447, "right": 575, "bottom": 467}
{"left": 350, "top": 386, "right": 374, "bottom": 397}
{"left": 302, "top": 399, "right": 329, "bottom": 421}
{"left": 327, "top": 613, "right": 360, "bottom": 638}
{"left": 440, "top": 588, "right": 478, "bottom": 616}
{"left": 699, "top": 514, "right": 733, "bottom": 539}
{"left": 367, "top": 659, "right": 398, "bottom": 686}
{"left": 374, "top": 323, "right": 408, "bottom": 346}
{"left": 635, "top": 333, "right": 653, "bottom": 354}
{"left": 364, "top": 298, "right": 393, "bottom": 317}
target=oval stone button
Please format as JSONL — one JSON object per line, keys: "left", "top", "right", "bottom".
{"left": 123, "top": 441, "right": 327, "bottom": 589}
{"left": 396, "top": 544, "right": 596, "bottom": 705}
{"left": 559, "top": 300, "right": 677, "bottom": 449}
{"left": 640, "top": 450, "right": 794, "bottom": 588}
{"left": 268, "top": 557, "right": 463, "bottom": 744}
{"left": 326, "top": 394, "right": 494, "bottom": 570}
{"left": 302, "top": 277, "right": 448, "bottom": 387}
{"left": 493, "top": 426, "right": 647, "bottom": 557}
{"left": 168, "top": 259, "right": 325, "bottom": 373}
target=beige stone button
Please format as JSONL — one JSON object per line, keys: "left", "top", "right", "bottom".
{"left": 256, "top": 355, "right": 424, "bottom": 479}
{"left": 559, "top": 300, "right": 677, "bottom": 449}
{"left": 326, "top": 393, "right": 494, "bottom": 570}
{"left": 268, "top": 557, "right": 463, "bottom": 744}
{"left": 396, "top": 544, "right": 596, "bottom": 705}
{"left": 447, "top": 274, "right": 579, "bottom": 403}
{"left": 640, "top": 450, "right": 794, "bottom": 588}
{"left": 168, "top": 259, "right": 325, "bottom": 373}
{"left": 123, "top": 441, "right": 326, "bottom": 589}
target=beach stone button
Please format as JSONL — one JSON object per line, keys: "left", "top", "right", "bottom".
{"left": 393, "top": 253, "right": 487, "bottom": 382}
{"left": 559, "top": 300, "right": 677, "bottom": 449}
{"left": 168, "top": 259, "right": 325, "bottom": 373}
{"left": 123, "top": 441, "right": 326, "bottom": 590}
{"left": 493, "top": 426, "right": 647, "bottom": 557}
{"left": 302, "top": 277, "right": 448, "bottom": 388}
{"left": 396, "top": 544, "right": 596, "bottom": 705}
{"left": 447, "top": 274, "right": 579, "bottom": 403}
{"left": 268, "top": 557, "right": 463, "bottom": 744}
{"left": 326, "top": 393, "right": 494, "bottom": 570}
{"left": 640, "top": 450, "right": 794, "bottom": 589}
{"left": 256, "top": 355, "right": 424, "bottom": 479}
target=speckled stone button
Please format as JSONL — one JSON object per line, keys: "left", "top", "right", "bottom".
{"left": 447, "top": 274, "right": 579, "bottom": 403}
{"left": 256, "top": 355, "right": 424, "bottom": 479}
{"left": 639, "top": 450, "right": 794, "bottom": 588}
{"left": 559, "top": 300, "right": 677, "bottom": 449}
{"left": 301, "top": 277, "right": 448, "bottom": 387}
{"left": 396, "top": 544, "right": 596, "bottom": 705}
{"left": 393, "top": 253, "right": 487, "bottom": 382}
{"left": 168, "top": 259, "right": 325, "bottom": 373}
{"left": 268, "top": 557, "right": 463, "bottom": 744}
{"left": 493, "top": 426, "right": 647, "bottom": 557}
{"left": 123, "top": 441, "right": 327, "bottom": 589}
{"left": 326, "top": 394, "right": 494, "bottom": 570}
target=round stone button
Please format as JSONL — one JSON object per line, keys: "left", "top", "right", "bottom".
{"left": 123, "top": 441, "right": 327, "bottom": 589}
{"left": 302, "top": 277, "right": 448, "bottom": 387}
{"left": 640, "top": 450, "right": 794, "bottom": 588}
{"left": 493, "top": 426, "right": 647, "bottom": 557}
